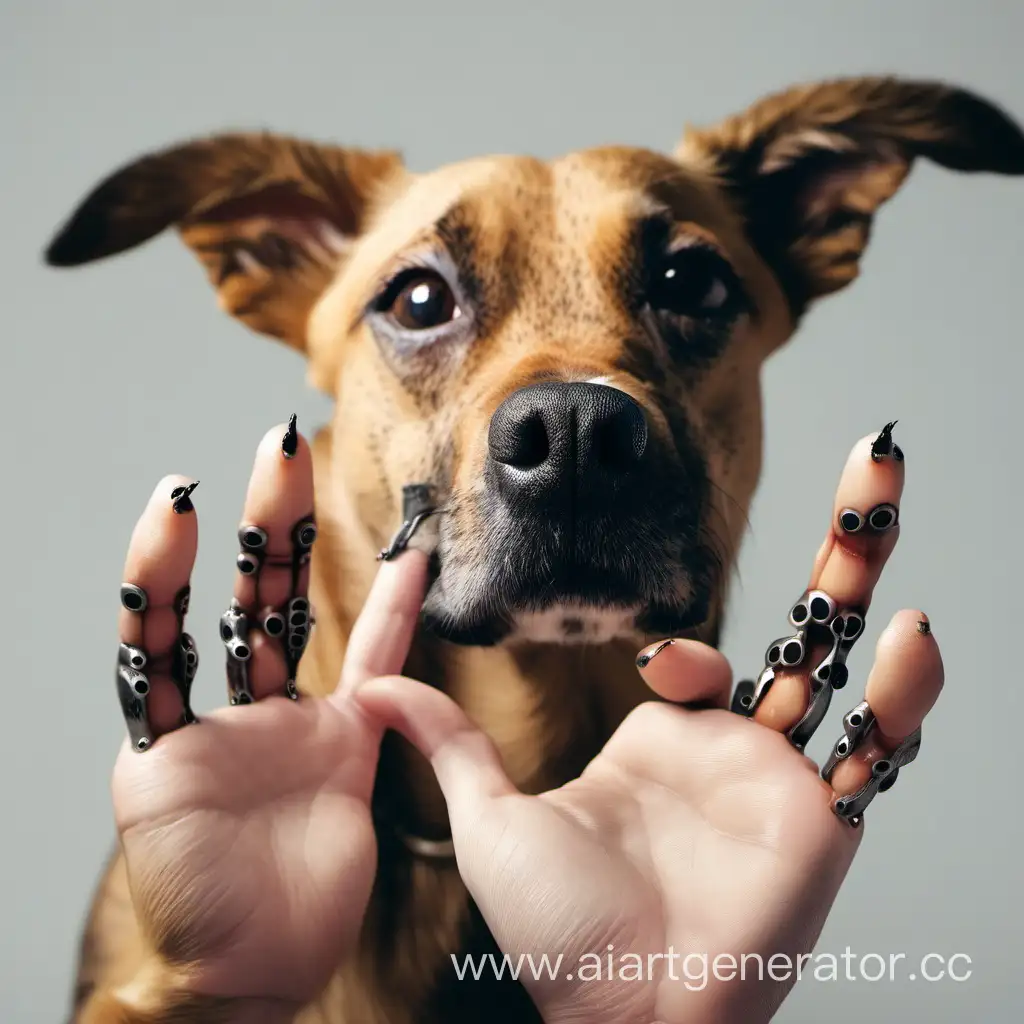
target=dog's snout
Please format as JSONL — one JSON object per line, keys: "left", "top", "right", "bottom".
{"left": 488, "top": 382, "right": 647, "bottom": 501}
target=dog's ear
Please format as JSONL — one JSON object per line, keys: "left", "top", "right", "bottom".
{"left": 44, "top": 133, "right": 403, "bottom": 350}
{"left": 677, "top": 77, "right": 1024, "bottom": 318}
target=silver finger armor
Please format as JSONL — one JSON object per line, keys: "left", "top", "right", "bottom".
{"left": 839, "top": 502, "right": 899, "bottom": 535}
{"left": 734, "top": 589, "right": 866, "bottom": 751}
{"left": 221, "top": 514, "right": 317, "bottom": 704}
{"left": 820, "top": 700, "right": 922, "bottom": 827}
{"left": 116, "top": 582, "right": 199, "bottom": 751}
{"left": 117, "top": 642, "right": 152, "bottom": 751}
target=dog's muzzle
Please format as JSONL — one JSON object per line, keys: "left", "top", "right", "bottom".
{"left": 421, "top": 380, "right": 717, "bottom": 645}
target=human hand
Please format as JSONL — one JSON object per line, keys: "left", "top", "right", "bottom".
{"left": 357, "top": 429, "right": 943, "bottom": 1024}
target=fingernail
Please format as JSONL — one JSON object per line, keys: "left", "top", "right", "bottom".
{"left": 171, "top": 480, "right": 199, "bottom": 514}
{"left": 870, "top": 420, "right": 904, "bottom": 463}
{"left": 282, "top": 414, "right": 298, "bottom": 459}
{"left": 917, "top": 616, "right": 931, "bottom": 636}
{"left": 636, "top": 638, "right": 674, "bottom": 669}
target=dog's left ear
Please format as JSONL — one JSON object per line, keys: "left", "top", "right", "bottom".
{"left": 677, "top": 77, "right": 1024, "bottom": 319}
{"left": 44, "top": 133, "right": 403, "bottom": 350}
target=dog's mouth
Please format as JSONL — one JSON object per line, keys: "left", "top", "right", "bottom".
{"left": 414, "top": 382, "right": 722, "bottom": 647}
{"left": 418, "top": 481, "right": 720, "bottom": 648}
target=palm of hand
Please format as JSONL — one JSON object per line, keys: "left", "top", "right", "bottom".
{"left": 458, "top": 704, "right": 856, "bottom": 1024}
{"left": 110, "top": 694, "right": 381, "bottom": 1003}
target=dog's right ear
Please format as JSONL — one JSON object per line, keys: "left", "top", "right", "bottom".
{"left": 44, "top": 133, "right": 403, "bottom": 351}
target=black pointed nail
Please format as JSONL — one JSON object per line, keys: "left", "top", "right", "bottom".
{"left": 282, "top": 414, "right": 298, "bottom": 459}
{"left": 870, "top": 420, "right": 902, "bottom": 462}
{"left": 636, "top": 638, "right": 674, "bottom": 669}
{"left": 171, "top": 480, "right": 199, "bottom": 514}
{"left": 917, "top": 618, "right": 931, "bottom": 636}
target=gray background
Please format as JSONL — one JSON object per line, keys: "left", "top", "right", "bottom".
{"left": 2, "top": 1, "right": 1022, "bottom": 1021}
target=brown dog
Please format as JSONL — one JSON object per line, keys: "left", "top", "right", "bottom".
{"left": 46, "top": 76, "right": 1023, "bottom": 1024}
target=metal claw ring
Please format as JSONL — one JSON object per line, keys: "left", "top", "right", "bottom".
{"left": 832, "top": 726, "right": 922, "bottom": 828}
{"left": 820, "top": 701, "right": 877, "bottom": 782}
{"left": 731, "top": 679, "right": 756, "bottom": 716}
{"left": 282, "top": 596, "right": 312, "bottom": 700}
{"left": 737, "top": 664, "right": 774, "bottom": 718}
{"left": 227, "top": 514, "right": 318, "bottom": 702}
{"left": 237, "top": 525, "right": 269, "bottom": 576}
{"left": 117, "top": 642, "right": 153, "bottom": 752}
{"left": 787, "top": 603, "right": 868, "bottom": 746}
{"left": 171, "top": 633, "right": 200, "bottom": 724}
{"left": 221, "top": 600, "right": 254, "bottom": 705}
{"left": 117, "top": 581, "right": 199, "bottom": 749}
{"left": 788, "top": 589, "right": 837, "bottom": 629}
{"left": 839, "top": 504, "right": 899, "bottom": 535}
{"left": 292, "top": 516, "right": 317, "bottom": 561}
{"left": 741, "top": 588, "right": 866, "bottom": 731}
{"left": 378, "top": 483, "right": 437, "bottom": 561}
{"left": 765, "top": 630, "right": 807, "bottom": 670}
{"left": 866, "top": 503, "right": 899, "bottom": 532}
{"left": 120, "top": 583, "right": 148, "bottom": 613}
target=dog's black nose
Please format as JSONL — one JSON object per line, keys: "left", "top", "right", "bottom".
{"left": 488, "top": 382, "right": 647, "bottom": 503}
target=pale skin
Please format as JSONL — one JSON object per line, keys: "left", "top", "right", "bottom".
{"left": 107, "top": 423, "right": 943, "bottom": 1024}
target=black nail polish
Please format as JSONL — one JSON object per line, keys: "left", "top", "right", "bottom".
{"left": 870, "top": 420, "right": 903, "bottom": 462}
{"left": 636, "top": 638, "right": 674, "bottom": 669}
{"left": 282, "top": 414, "right": 298, "bottom": 459}
{"left": 171, "top": 480, "right": 199, "bottom": 514}
{"left": 917, "top": 619, "right": 931, "bottom": 636}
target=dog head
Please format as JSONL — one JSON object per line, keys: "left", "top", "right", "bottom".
{"left": 47, "top": 78, "right": 1024, "bottom": 648}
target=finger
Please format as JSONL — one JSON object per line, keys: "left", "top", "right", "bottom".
{"left": 118, "top": 476, "right": 200, "bottom": 749}
{"left": 823, "top": 610, "right": 943, "bottom": 823}
{"left": 221, "top": 416, "right": 316, "bottom": 704}
{"left": 751, "top": 426, "right": 906, "bottom": 737}
{"left": 356, "top": 676, "right": 517, "bottom": 817}
{"left": 336, "top": 549, "right": 430, "bottom": 697}
{"left": 635, "top": 638, "right": 733, "bottom": 709}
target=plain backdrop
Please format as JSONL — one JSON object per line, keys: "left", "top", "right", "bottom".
{"left": 3, "top": 2, "right": 1023, "bottom": 1021}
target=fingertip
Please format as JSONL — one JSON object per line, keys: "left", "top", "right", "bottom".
{"left": 872, "top": 609, "right": 943, "bottom": 678}
{"left": 242, "top": 421, "right": 314, "bottom": 527}
{"left": 150, "top": 473, "right": 195, "bottom": 504}
{"left": 851, "top": 432, "right": 881, "bottom": 461}
{"left": 864, "top": 609, "right": 944, "bottom": 740}
{"left": 257, "top": 418, "right": 309, "bottom": 459}
{"left": 636, "top": 638, "right": 733, "bottom": 707}
{"left": 376, "top": 546, "right": 431, "bottom": 594}
{"left": 124, "top": 475, "right": 199, "bottom": 588}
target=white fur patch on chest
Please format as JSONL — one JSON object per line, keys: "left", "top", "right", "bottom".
{"left": 509, "top": 603, "right": 638, "bottom": 644}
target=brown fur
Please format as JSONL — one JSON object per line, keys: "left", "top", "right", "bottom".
{"left": 47, "top": 77, "right": 1024, "bottom": 1023}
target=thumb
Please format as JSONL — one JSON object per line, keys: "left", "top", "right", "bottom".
{"left": 356, "top": 676, "right": 517, "bottom": 819}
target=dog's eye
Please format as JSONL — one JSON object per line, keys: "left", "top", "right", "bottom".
{"left": 648, "top": 247, "right": 738, "bottom": 318}
{"left": 379, "top": 270, "right": 461, "bottom": 331}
